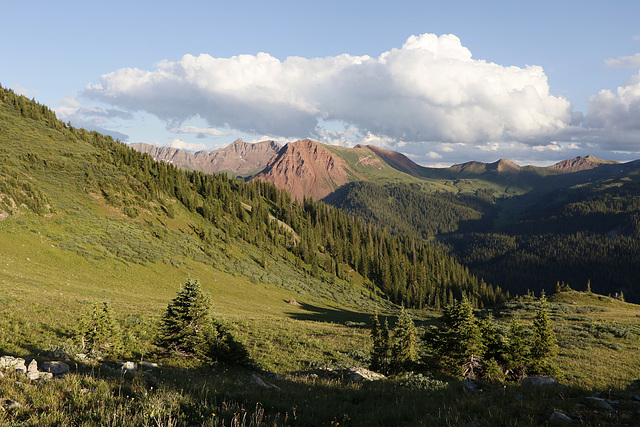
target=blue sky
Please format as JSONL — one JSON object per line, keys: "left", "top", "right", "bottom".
{"left": 3, "top": 0, "right": 640, "bottom": 166}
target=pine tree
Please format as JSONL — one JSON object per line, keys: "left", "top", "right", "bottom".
{"left": 76, "top": 301, "right": 121, "bottom": 354}
{"left": 431, "top": 297, "right": 484, "bottom": 377}
{"left": 157, "top": 279, "right": 251, "bottom": 365}
{"left": 370, "top": 313, "right": 391, "bottom": 374}
{"left": 158, "top": 278, "right": 213, "bottom": 358}
{"left": 529, "top": 292, "right": 559, "bottom": 376}
{"left": 392, "top": 307, "right": 418, "bottom": 372}
{"left": 506, "top": 317, "right": 530, "bottom": 380}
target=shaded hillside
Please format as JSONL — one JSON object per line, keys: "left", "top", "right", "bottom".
{"left": 131, "top": 138, "right": 281, "bottom": 176}
{"left": 0, "top": 84, "right": 504, "bottom": 310}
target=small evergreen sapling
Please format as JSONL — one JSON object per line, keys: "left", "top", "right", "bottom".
{"left": 76, "top": 301, "right": 121, "bottom": 355}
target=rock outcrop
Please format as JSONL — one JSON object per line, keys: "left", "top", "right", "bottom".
{"left": 253, "top": 139, "right": 354, "bottom": 201}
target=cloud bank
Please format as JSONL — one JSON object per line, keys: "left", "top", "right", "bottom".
{"left": 85, "top": 34, "right": 573, "bottom": 145}
{"left": 83, "top": 33, "right": 640, "bottom": 159}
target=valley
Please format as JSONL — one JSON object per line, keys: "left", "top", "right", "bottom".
{"left": 1, "top": 85, "right": 640, "bottom": 425}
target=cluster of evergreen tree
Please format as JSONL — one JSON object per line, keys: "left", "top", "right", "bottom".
{"left": 74, "top": 279, "right": 251, "bottom": 366}
{"left": 370, "top": 308, "right": 418, "bottom": 375}
{"left": 426, "top": 294, "right": 559, "bottom": 381}
{"left": 0, "top": 84, "right": 506, "bottom": 309}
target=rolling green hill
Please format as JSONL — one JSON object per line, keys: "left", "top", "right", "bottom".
{"left": 1, "top": 86, "right": 640, "bottom": 426}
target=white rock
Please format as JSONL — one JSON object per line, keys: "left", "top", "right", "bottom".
{"left": 120, "top": 361, "right": 137, "bottom": 372}
{"left": 345, "top": 367, "right": 386, "bottom": 381}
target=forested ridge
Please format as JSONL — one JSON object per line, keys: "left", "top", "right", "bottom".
{"left": 0, "top": 84, "right": 505, "bottom": 309}
{"left": 326, "top": 158, "right": 640, "bottom": 303}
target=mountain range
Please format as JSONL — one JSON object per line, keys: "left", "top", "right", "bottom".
{"left": 131, "top": 138, "right": 633, "bottom": 201}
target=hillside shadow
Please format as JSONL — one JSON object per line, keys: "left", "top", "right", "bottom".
{"left": 285, "top": 302, "right": 373, "bottom": 326}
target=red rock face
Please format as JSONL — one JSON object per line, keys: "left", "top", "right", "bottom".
{"left": 253, "top": 139, "right": 353, "bottom": 201}
{"left": 130, "top": 139, "right": 281, "bottom": 175}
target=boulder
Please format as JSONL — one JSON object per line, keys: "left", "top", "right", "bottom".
{"left": 287, "top": 298, "right": 301, "bottom": 306}
{"left": 520, "top": 376, "right": 560, "bottom": 388}
{"left": 585, "top": 397, "right": 616, "bottom": 412}
{"left": 119, "top": 361, "right": 137, "bottom": 372}
{"left": 140, "top": 361, "right": 159, "bottom": 369}
{"left": 549, "top": 411, "right": 572, "bottom": 422}
{"left": 43, "top": 361, "right": 70, "bottom": 376}
{"left": 27, "top": 359, "right": 40, "bottom": 380}
{"left": 0, "top": 356, "right": 27, "bottom": 374}
{"left": 344, "top": 367, "right": 386, "bottom": 382}
{"left": 250, "top": 373, "right": 281, "bottom": 391}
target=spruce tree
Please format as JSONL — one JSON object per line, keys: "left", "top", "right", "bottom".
{"left": 506, "top": 317, "right": 530, "bottom": 380}
{"left": 391, "top": 307, "right": 418, "bottom": 372}
{"left": 432, "top": 297, "right": 484, "bottom": 377}
{"left": 158, "top": 278, "right": 213, "bottom": 358}
{"left": 370, "top": 313, "right": 391, "bottom": 374}
{"left": 76, "top": 301, "right": 121, "bottom": 354}
{"left": 158, "top": 279, "right": 251, "bottom": 365}
{"left": 529, "top": 292, "right": 559, "bottom": 376}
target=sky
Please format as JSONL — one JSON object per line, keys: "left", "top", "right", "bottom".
{"left": 3, "top": 0, "right": 640, "bottom": 167}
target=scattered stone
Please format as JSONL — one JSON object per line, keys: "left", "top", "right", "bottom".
{"left": 39, "top": 372, "right": 54, "bottom": 381}
{"left": 140, "top": 361, "right": 159, "bottom": 369}
{"left": 344, "top": 367, "right": 386, "bottom": 382}
{"left": 26, "top": 360, "right": 40, "bottom": 380}
{"left": 585, "top": 397, "right": 615, "bottom": 412}
{"left": 0, "top": 398, "right": 22, "bottom": 409}
{"left": 0, "top": 356, "right": 27, "bottom": 374}
{"left": 43, "top": 361, "right": 70, "bottom": 376}
{"left": 520, "top": 376, "right": 560, "bottom": 388}
{"left": 287, "top": 298, "right": 300, "bottom": 306}
{"left": 119, "top": 361, "right": 137, "bottom": 372}
{"left": 250, "top": 373, "right": 281, "bottom": 391}
{"left": 463, "top": 377, "right": 481, "bottom": 392}
{"left": 549, "top": 411, "right": 572, "bottom": 422}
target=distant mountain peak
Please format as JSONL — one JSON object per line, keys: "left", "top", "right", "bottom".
{"left": 546, "top": 155, "right": 618, "bottom": 173}
{"left": 253, "top": 139, "right": 353, "bottom": 201}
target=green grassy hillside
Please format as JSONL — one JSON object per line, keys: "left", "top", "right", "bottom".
{"left": 1, "top": 86, "right": 640, "bottom": 426}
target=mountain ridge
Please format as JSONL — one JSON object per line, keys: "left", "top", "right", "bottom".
{"left": 132, "top": 139, "right": 637, "bottom": 202}
{"left": 131, "top": 138, "right": 281, "bottom": 176}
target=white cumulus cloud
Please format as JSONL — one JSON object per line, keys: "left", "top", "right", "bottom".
{"left": 85, "top": 33, "right": 573, "bottom": 147}
{"left": 583, "top": 71, "right": 640, "bottom": 150}
{"left": 605, "top": 53, "right": 640, "bottom": 68}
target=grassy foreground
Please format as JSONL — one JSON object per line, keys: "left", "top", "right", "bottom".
{"left": 1, "top": 214, "right": 640, "bottom": 425}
